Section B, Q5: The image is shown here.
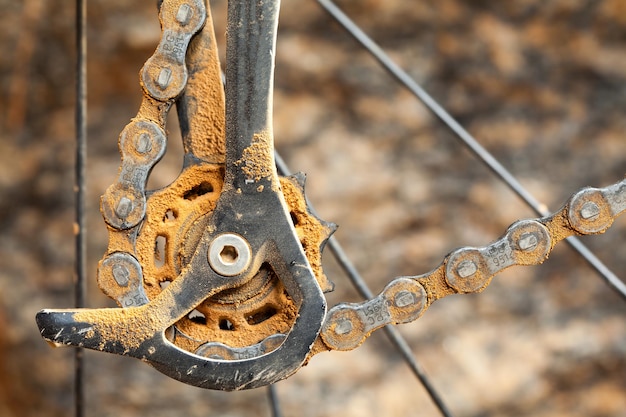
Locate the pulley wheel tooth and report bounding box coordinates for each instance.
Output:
[281,175,336,293]
[289,171,307,188]
[320,220,338,240]
[284,171,338,239]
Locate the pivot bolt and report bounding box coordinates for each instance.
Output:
[208,233,252,276]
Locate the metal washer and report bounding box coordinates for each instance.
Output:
[208,233,252,277]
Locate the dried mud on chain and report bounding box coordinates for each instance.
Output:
[1,1,625,417]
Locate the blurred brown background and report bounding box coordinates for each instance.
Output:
[1,0,625,416]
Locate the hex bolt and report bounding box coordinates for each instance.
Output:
[394,291,416,308]
[115,196,133,219]
[156,67,172,89]
[176,3,193,25]
[518,232,538,252]
[334,318,353,335]
[580,201,600,220]
[208,233,252,276]
[112,263,130,287]
[456,260,477,278]
[135,132,152,154]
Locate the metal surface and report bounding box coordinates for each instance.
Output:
[207,233,252,276]
[74,0,87,414]
[35,0,626,397]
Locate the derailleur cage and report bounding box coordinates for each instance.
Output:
[36,0,335,390]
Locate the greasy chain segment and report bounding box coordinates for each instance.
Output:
[35,0,626,391]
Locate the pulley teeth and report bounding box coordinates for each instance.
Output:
[289,171,306,188]
[286,171,338,236]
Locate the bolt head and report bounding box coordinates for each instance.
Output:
[208,233,252,277]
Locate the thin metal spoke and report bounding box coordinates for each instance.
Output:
[74,0,87,416]
[267,384,283,417]
[275,153,454,417]
[315,0,626,300]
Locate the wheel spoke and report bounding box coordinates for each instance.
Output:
[267,384,283,417]
[74,0,87,415]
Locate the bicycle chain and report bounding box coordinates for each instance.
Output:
[317,180,626,352]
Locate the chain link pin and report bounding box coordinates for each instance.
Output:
[518,232,538,251]
[115,196,133,219]
[135,133,152,154]
[112,263,130,287]
[394,290,416,308]
[176,3,193,25]
[579,201,600,220]
[156,67,173,89]
[334,319,353,335]
[456,260,477,278]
